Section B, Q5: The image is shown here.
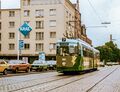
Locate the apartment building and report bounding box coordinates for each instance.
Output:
[0,0,91,63]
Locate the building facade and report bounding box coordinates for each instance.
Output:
[0,0,91,63]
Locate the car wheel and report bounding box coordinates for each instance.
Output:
[30,68,32,71]
[15,68,18,73]
[3,69,7,75]
[38,68,42,72]
[26,68,30,73]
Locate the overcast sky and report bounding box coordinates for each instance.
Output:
[1,0,120,47]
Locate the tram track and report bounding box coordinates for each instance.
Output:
[0,66,117,92]
[46,66,118,92]
[11,66,117,92]
[7,74,72,92]
[86,67,118,92]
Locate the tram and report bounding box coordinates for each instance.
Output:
[56,38,100,73]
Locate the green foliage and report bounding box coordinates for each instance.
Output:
[96,41,120,64]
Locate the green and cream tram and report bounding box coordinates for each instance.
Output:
[56,38,100,73]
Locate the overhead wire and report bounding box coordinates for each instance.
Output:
[87,0,103,23]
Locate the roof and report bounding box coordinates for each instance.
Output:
[0,8,20,11]
[57,38,99,52]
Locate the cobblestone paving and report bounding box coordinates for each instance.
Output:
[0,66,119,92]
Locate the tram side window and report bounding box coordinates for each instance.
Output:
[69,46,74,54]
[75,46,79,54]
[89,50,94,58]
[83,48,88,57]
[69,46,79,55]
[96,53,100,59]
[56,46,60,54]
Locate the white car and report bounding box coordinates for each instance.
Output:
[31,60,48,71]
[47,60,56,70]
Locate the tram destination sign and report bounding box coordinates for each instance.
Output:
[60,43,69,46]
[19,23,32,36]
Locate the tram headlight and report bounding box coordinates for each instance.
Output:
[62,62,66,66]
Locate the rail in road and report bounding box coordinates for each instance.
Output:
[0,66,119,92]
[86,67,118,92]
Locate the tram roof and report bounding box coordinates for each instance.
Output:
[57,38,99,52]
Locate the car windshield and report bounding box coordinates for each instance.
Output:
[8,60,22,64]
[47,60,56,64]
[33,60,43,64]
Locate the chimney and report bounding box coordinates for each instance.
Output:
[76,0,79,11]
[110,34,112,41]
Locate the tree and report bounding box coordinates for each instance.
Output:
[96,41,120,64]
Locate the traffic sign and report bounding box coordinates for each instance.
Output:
[19,23,32,36]
[39,52,45,61]
[19,40,24,50]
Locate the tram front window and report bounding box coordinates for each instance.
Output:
[60,46,69,56]
[57,46,77,56]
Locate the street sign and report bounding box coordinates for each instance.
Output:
[19,40,24,50]
[19,23,32,36]
[39,52,45,61]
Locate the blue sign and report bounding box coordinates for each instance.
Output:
[19,23,32,36]
[39,52,45,61]
[19,40,24,50]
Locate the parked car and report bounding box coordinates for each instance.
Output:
[8,60,31,73]
[0,60,9,75]
[31,60,48,71]
[47,60,56,70]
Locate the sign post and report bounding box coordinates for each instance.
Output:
[18,23,32,60]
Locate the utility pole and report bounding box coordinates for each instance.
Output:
[110,34,112,41]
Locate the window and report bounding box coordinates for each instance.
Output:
[23,0,30,6]
[36,32,44,40]
[50,32,56,38]
[24,33,30,39]
[35,9,44,18]
[9,33,15,39]
[24,43,30,50]
[49,9,56,16]
[0,44,1,51]
[49,20,56,27]
[24,21,30,24]
[0,33,1,41]
[9,11,15,17]
[36,21,44,29]
[36,43,44,51]
[49,43,56,50]
[66,11,68,18]
[0,22,1,30]
[69,13,71,19]
[9,22,15,28]
[9,44,15,50]
[24,10,30,17]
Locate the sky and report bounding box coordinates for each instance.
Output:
[1,0,120,47]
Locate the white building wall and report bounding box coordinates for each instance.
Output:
[0,0,75,57]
